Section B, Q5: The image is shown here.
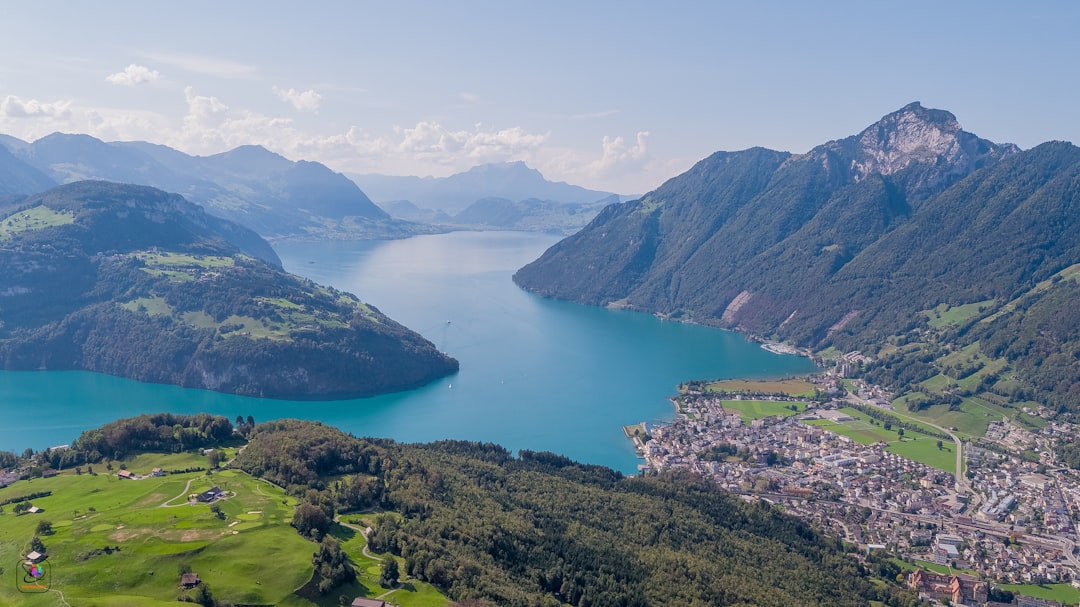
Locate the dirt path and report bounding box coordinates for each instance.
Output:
[334,515,382,561]
[159,478,196,507]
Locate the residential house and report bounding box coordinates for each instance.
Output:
[196,487,223,503]
[180,573,200,589]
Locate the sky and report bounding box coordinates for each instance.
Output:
[2,2,1078,194]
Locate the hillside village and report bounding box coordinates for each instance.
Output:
[631,370,1080,607]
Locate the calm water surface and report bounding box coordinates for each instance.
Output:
[0,231,815,472]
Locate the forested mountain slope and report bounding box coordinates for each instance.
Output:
[515,104,1080,410]
[0,181,457,399]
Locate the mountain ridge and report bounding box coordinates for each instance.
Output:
[351,160,623,213]
[514,104,1080,413]
[0,133,433,241]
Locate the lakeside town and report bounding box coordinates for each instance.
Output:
[629,360,1080,607]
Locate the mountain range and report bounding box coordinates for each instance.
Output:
[351,161,622,212]
[0,133,432,241]
[0,181,458,399]
[515,102,1080,412]
[353,161,629,234]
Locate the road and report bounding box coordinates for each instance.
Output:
[848,395,970,497]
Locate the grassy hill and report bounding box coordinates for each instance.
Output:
[0,452,447,607]
[0,181,458,399]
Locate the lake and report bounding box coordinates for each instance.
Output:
[0,231,816,473]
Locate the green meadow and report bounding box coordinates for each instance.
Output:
[803,408,957,473]
[705,378,818,397]
[0,453,447,607]
[721,399,806,422]
[0,205,75,241]
[922,300,994,329]
[998,582,1080,605]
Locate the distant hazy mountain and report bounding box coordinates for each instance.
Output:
[359,162,625,233]
[351,161,622,213]
[0,133,434,240]
[449,194,620,234]
[0,140,56,195]
[0,181,457,399]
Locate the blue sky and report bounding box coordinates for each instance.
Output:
[2,2,1077,193]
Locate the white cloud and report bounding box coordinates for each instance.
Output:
[1,86,668,191]
[533,131,672,194]
[272,86,322,112]
[590,131,650,175]
[395,121,549,165]
[1,95,72,119]
[106,64,160,86]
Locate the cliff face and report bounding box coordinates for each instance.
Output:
[0,181,458,399]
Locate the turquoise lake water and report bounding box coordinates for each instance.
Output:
[0,231,816,473]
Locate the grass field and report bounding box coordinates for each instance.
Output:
[120,296,173,317]
[0,205,75,240]
[705,378,817,397]
[802,408,957,473]
[922,300,994,328]
[909,560,979,577]
[885,438,957,474]
[139,252,236,269]
[803,410,897,446]
[0,453,447,607]
[721,400,806,422]
[999,582,1080,605]
[897,389,1043,439]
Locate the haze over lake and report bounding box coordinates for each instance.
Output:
[0,231,815,472]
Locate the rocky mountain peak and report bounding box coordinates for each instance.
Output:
[812,102,1018,191]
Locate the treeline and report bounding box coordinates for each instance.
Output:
[236,420,922,607]
[843,403,949,440]
[68,413,234,463]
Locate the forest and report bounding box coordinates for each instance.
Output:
[233,419,923,607]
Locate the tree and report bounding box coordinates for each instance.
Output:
[314,535,356,594]
[380,558,399,588]
[35,520,53,535]
[292,502,331,540]
[897,428,905,437]
[937,440,944,450]
[207,450,222,468]
[30,535,45,554]
[194,582,215,607]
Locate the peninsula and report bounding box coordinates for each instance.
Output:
[0,181,458,399]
